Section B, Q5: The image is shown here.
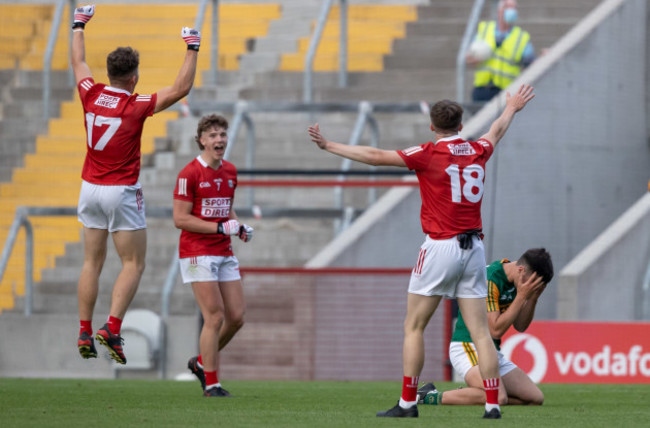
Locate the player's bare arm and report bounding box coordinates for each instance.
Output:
[173,199,229,235]
[71,5,95,84]
[154,27,200,114]
[480,84,535,147]
[308,123,406,167]
[512,278,546,332]
[487,272,542,339]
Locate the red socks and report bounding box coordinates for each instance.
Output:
[205,370,218,389]
[79,320,92,336]
[107,316,122,335]
[483,378,499,404]
[401,375,419,403]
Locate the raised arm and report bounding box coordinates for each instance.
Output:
[154,27,200,114]
[308,123,406,167]
[71,5,95,84]
[480,83,535,148]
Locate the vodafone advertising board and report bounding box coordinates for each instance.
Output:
[500,321,650,383]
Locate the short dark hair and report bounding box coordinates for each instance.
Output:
[430,100,463,132]
[517,248,554,284]
[195,114,229,150]
[106,47,139,81]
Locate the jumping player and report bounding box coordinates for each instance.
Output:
[72,4,200,364]
[418,248,553,406]
[173,114,254,397]
[308,84,535,419]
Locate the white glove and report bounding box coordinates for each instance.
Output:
[238,224,254,243]
[181,27,201,51]
[217,219,240,236]
[73,5,95,29]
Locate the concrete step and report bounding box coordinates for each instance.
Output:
[0,118,48,137]
[9,86,73,102]
[2,100,63,119]
[239,85,453,103]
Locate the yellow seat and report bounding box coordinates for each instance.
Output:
[280,4,417,72]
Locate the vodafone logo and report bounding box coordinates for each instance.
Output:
[501,326,650,383]
[501,334,548,383]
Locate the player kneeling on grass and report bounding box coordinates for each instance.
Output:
[173,114,253,397]
[418,249,553,406]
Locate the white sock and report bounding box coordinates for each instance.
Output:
[485,403,500,412]
[399,398,417,409]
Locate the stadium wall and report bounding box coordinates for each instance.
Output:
[557,192,650,321]
[308,0,650,320]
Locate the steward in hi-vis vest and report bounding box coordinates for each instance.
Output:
[473,20,530,91]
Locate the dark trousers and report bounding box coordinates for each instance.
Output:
[472,84,502,102]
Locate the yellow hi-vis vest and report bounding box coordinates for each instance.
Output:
[473,20,530,89]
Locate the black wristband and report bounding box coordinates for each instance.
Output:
[187,45,199,52]
[72,22,85,29]
[216,222,223,234]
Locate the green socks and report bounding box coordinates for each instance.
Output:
[422,391,443,405]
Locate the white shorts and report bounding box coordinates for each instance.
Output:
[179,255,241,284]
[449,341,517,380]
[77,180,146,232]
[408,235,487,298]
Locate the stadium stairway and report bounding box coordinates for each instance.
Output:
[234,0,602,103]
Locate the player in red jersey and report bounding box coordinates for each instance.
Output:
[71,5,200,364]
[173,114,254,397]
[308,84,535,419]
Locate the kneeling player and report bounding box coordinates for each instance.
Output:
[419,249,553,406]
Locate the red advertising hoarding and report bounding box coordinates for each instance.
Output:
[500,321,650,383]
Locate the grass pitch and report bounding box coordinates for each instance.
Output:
[1,379,648,427]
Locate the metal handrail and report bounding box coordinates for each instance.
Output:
[334,101,379,211]
[0,207,76,316]
[43,0,72,121]
[194,0,219,85]
[456,0,487,103]
[303,0,348,103]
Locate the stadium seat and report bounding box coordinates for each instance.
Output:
[113,309,163,374]
[280,5,417,72]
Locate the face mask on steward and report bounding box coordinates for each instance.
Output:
[503,8,518,24]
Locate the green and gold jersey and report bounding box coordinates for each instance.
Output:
[450,259,516,350]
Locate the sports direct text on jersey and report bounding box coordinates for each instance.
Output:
[201,197,231,217]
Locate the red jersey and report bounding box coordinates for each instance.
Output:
[397,135,494,239]
[77,77,157,185]
[173,156,238,258]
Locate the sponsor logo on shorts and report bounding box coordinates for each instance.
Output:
[94,93,120,109]
[136,188,144,211]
